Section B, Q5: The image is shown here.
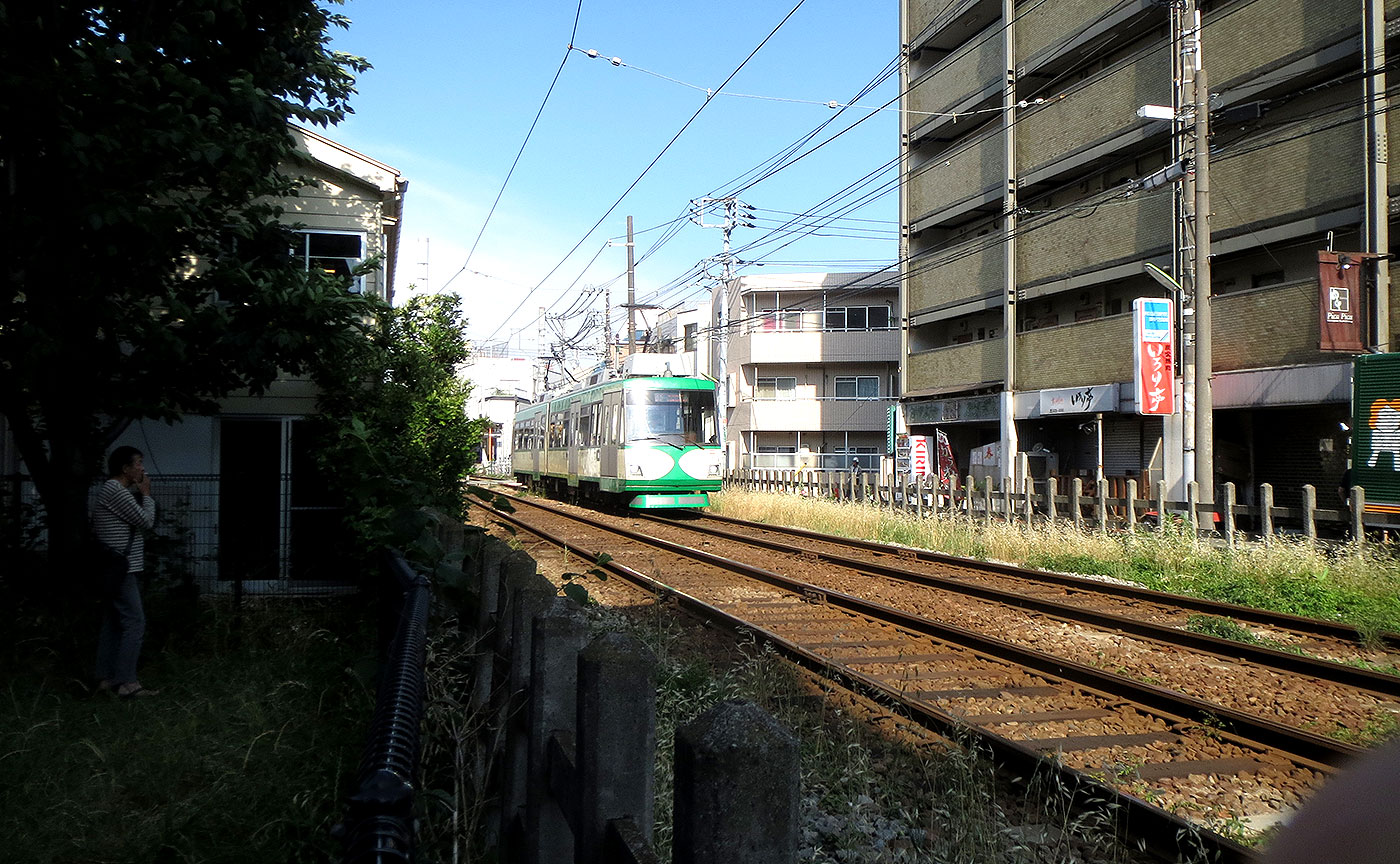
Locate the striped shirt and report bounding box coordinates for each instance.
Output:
[93,478,156,573]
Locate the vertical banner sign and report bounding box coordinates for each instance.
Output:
[1133,298,1175,415]
[936,429,959,490]
[1319,251,1366,352]
[908,435,931,477]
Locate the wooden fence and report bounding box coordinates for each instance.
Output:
[467,536,801,863]
[725,469,1387,549]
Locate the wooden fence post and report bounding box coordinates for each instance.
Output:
[1125,479,1137,530]
[1156,479,1167,532]
[1070,478,1082,531]
[526,602,590,864]
[1302,484,1317,543]
[1021,476,1033,524]
[982,481,993,527]
[576,632,658,864]
[966,475,975,518]
[1260,483,1274,544]
[1046,476,1058,524]
[1001,477,1013,524]
[673,700,799,864]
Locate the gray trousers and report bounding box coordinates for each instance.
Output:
[95,571,146,684]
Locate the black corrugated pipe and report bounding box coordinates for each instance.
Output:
[340,550,431,864]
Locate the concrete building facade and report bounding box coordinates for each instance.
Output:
[718,271,899,472]
[900,0,1394,507]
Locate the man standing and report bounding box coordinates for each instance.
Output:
[93,446,157,698]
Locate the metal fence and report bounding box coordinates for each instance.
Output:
[340,551,430,863]
[2,473,352,592]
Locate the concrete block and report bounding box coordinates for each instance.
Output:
[673,699,798,864]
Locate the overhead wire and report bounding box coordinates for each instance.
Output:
[483,0,815,343]
[438,0,585,295]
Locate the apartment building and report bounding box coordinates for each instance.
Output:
[718,271,899,472]
[900,0,1391,506]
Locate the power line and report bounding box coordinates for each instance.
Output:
[439,0,585,294]
[483,0,814,343]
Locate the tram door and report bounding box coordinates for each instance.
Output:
[602,391,622,479]
[567,401,580,484]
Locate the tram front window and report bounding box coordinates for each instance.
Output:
[625,389,718,445]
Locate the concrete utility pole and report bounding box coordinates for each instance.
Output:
[1363,0,1390,350]
[1000,0,1020,487]
[626,215,636,357]
[1181,0,1214,504]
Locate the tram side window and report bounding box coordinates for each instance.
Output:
[548,412,566,448]
[577,403,602,448]
[586,403,602,447]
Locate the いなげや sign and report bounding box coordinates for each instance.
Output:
[1133,298,1175,416]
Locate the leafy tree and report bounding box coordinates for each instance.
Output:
[0,2,374,565]
[310,293,486,564]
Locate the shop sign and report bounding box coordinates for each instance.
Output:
[1040,385,1115,415]
[1132,298,1174,416]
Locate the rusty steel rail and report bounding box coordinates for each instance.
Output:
[479,495,1290,864]
[690,510,1400,650]
[634,512,1400,699]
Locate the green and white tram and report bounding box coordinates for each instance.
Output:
[512,367,722,509]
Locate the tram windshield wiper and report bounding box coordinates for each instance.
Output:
[629,435,687,449]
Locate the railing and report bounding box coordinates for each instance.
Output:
[1,473,351,592]
[743,453,881,472]
[725,469,1391,547]
[339,551,431,864]
[468,532,801,862]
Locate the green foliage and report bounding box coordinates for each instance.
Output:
[560,552,613,605]
[310,293,485,558]
[0,594,374,863]
[0,1,376,559]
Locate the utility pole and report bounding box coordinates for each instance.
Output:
[1363,0,1390,350]
[693,197,755,471]
[1000,0,1020,488]
[603,286,611,363]
[626,215,636,357]
[1181,0,1213,504]
[535,306,547,399]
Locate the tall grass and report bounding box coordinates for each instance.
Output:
[0,591,376,864]
[711,489,1400,639]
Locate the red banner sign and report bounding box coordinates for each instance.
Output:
[1133,298,1175,415]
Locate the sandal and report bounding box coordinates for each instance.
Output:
[117,684,159,699]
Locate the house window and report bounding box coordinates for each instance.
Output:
[824,306,890,331]
[756,377,797,400]
[835,376,879,399]
[292,230,365,294]
[761,310,803,331]
[683,323,698,352]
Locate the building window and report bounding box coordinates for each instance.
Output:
[761,310,803,331]
[824,306,891,331]
[756,376,797,400]
[683,322,698,352]
[835,376,879,399]
[292,230,365,294]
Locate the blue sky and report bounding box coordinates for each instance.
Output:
[328,1,899,353]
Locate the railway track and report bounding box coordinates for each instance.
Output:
[472,487,1396,863]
